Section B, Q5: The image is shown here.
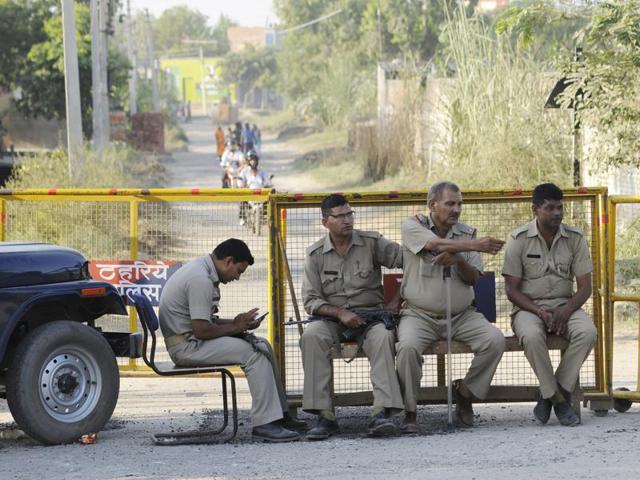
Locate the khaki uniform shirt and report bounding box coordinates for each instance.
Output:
[159,255,221,338]
[401,213,482,316]
[302,229,403,314]
[502,219,593,314]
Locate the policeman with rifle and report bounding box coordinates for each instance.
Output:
[300,194,404,440]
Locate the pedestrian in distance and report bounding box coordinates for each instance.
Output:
[502,182,597,427]
[395,181,506,432]
[241,122,254,153]
[158,239,307,442]
[252,123,262,155]
[215,125,225,161]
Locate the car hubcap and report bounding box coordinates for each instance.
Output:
[39,349,102,423]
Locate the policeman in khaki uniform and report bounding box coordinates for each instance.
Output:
[301,194,404,440]
[396,181,506,432]
[503,183,597,426]
[159,239,306,443]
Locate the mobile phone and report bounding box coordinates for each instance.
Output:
[255,312,268,323]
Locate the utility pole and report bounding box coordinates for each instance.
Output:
[90,0,110,156]
[126,0,137,115]
[90,0,102,153]
[99,0,110,148]
[145,9,160,112]
[61,0,83,180]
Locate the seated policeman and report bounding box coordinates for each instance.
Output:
[502,183,597,426]
[159,238,306,442]
[301,194,404,440]
[396,181,505,432]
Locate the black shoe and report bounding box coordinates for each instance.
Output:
[252,422,300,443]
[533,389,552,425]
[367,409,398,437]
[400,411,418,434]
[279,413,309,432]
[453,379,474,427]
[305,415,339,441]
[554,401,580,426]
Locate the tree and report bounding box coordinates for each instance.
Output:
[151,6,233,56]
[0,0,130,139]
[221,46,278,107]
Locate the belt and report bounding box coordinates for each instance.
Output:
[164,334,188,348]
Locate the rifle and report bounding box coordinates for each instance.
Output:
[286,309,399,342]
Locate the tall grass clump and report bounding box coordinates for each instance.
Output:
[430,6,574,189]
[2,146,168,259]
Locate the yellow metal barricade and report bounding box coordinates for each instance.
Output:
[0,188,273,373]
[607,195,640,411]
[269,188,609,407]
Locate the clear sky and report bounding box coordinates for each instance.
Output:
[129,0,278,27]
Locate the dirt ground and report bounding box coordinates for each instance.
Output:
[1,375,640,480]
[1,117,639,479]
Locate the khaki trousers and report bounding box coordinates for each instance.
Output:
[512,308,597,399]
[168,334,287,427]
[396,307,505,412]
[300,321,404,413]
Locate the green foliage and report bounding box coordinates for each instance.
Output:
[151,6,234,56]
[435,6,573,188]
[0,0,131,139]
[496,0,640,171]
[6,146,133,189]
[221,46,278,103]
[273,0,460,127]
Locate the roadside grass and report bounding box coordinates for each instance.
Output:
[243,109,297,133]
[287,128,348,155]
[2,145,169,258]
[165,123,188,152]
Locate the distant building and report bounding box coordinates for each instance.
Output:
[159,57,234,106]
[227,27,278,52]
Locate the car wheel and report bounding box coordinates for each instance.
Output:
[7,321,120,445]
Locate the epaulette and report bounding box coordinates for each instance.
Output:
[412,213,429,227]
[563,224,584,236]
[306,237,325,256]
[509,224,529,239]
[454,222,476,236]
[358,230,382,239]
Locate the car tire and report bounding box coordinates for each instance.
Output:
[7,321,120,445]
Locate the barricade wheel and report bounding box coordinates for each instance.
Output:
[613,387,633,413]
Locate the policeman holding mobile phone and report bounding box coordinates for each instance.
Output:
[159,239,307,442]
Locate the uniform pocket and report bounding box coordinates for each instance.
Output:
[555,253,573,278]
[421,262,436,278]
[523,259,545,279]
[321,273,341,295]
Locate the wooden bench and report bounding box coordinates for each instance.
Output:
[323,273,582,415]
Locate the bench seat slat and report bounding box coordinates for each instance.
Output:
[331,334,569,360]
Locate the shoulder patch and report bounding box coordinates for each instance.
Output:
[306,238,325,255]
[510,224,529,239]
[563,224,584,236]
